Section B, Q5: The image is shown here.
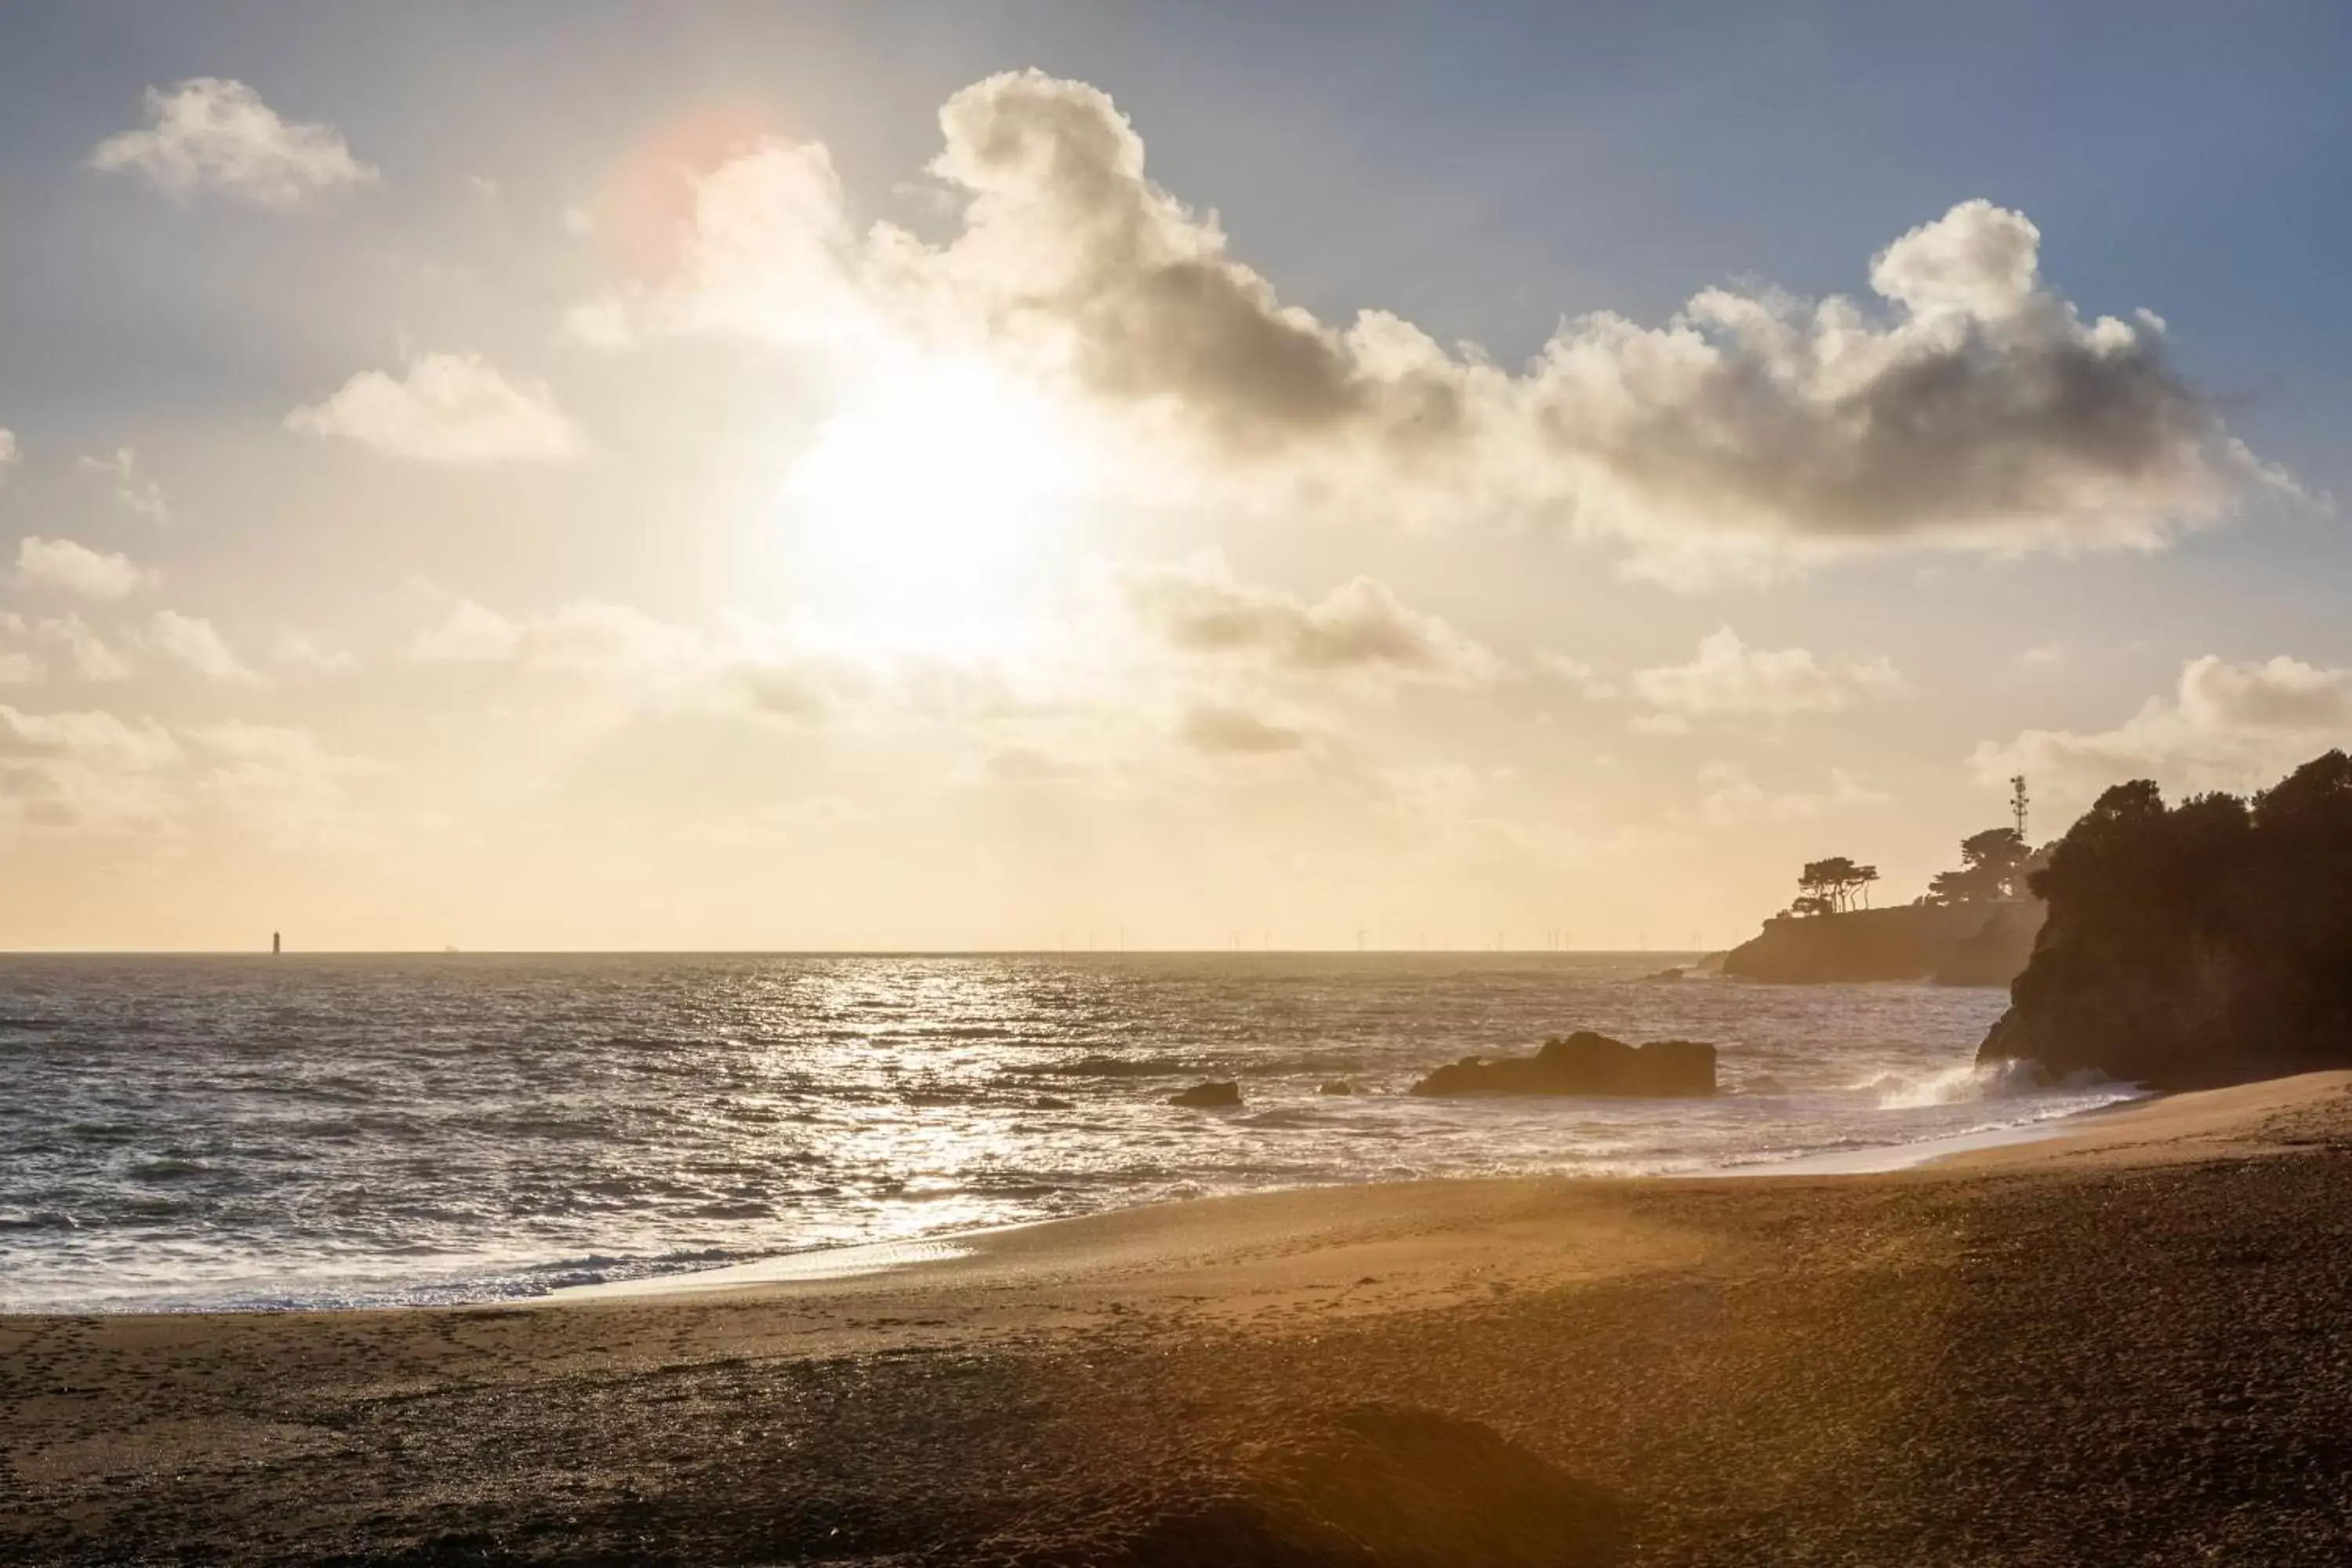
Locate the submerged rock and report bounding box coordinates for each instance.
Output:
[1410,1032,1715,1098]
[1317,1079,1357,1096]
[1169,1080,1243,1109]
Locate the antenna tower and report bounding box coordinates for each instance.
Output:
[2010,774,2031,843]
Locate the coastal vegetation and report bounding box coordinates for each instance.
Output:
[1722,824,2046,985]
[1979,750,2352,1089]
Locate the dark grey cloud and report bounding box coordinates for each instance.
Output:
[582,71,2298,580]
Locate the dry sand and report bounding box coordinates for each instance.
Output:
[5,1074,2352,1565]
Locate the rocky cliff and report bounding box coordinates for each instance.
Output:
[1976,752,2352,1091]
[1721,901,2042,985]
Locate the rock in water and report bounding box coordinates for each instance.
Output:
[1409,1032,1715,1098]
[1318,1079,1356,1096]
[1169,1080,1243,1109]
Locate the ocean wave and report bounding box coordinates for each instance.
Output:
[1025,1054,1213,1078]
[129,1157,211,1181]
[1022,1053,1366,1080]
[1862,1058,2116,1110]
[2,950,2023,1312]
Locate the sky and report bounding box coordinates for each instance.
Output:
[1,1,2347,951]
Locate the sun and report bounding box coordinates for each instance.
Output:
[784,351,1084,624]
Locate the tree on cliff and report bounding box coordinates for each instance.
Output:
[1929,826,2031,903]
[1793,857,1880,915]
[1979,750,2352,1089]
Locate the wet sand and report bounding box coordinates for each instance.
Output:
[5,1073,2351,1565]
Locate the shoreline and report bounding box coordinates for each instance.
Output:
[547,1071,2342,1308]
[544,1080,2169,1305]
[5,1073,2146,1319]
[2,1076,2161,1318]
[8,1070,2349,1564]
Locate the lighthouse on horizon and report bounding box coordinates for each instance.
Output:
[272,931,281,956]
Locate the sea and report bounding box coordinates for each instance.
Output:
[0,952,2141,1313]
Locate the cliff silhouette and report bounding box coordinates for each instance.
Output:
[1721,822,2047,985]
[1979,750,2352,1089]
[1722,900,2042,985]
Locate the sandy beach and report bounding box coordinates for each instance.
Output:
[6,1073,2350,1565]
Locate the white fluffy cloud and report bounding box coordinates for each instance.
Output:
[0,615,136,684]
[287,354,587,463]
[0,430,17,482]
[1633,627,1904,721]
[17,537,150,601]
[89,78,376,207]
[572,72,2287,580]
[1119,554,1497,684]
[148,611,258,683]
[78,448,170,525]
[1973,654,2352,803]
[44,617,134,681]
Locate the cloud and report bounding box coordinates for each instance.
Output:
[148,611,258,683]
[1534,653,1621,701]
[0,704,179,833]
[42,617,134,681]
[0,704,367,841]
[0,617,42,685]
[0,615,138,684]
[89,78,376,207]
[1119,553,1497,683]
[560,297,637,350]
[77,448,170,524]
[1633,627,1904,720]
[17,537,150,601]
[0,430,17,482]
[407,598,695,674]
[0,705,176,771]
[574,74,2289,580]
[401,596,1041,739]
[183,722,375,848]
[1973,654,2352,804]
[270,631,358,675]
[1178,702,1309,755]
[1697,760,1889,826]
[568,140,864,349]
[287,353,587,463]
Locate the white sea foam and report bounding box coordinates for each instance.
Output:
[1864,1058,2125,1111]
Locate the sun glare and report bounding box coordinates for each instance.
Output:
[784,353,1084,623]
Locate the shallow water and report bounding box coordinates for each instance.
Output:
[0,952,2135,1311]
